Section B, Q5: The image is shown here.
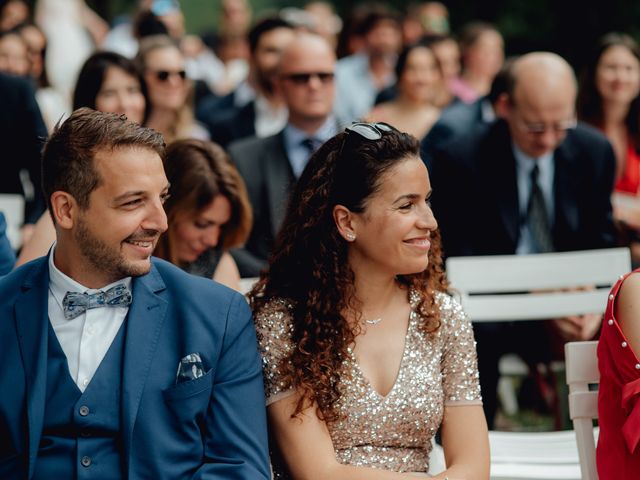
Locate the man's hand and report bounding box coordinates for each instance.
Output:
[551,313,601,342]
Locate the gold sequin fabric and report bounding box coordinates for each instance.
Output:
[254,290,482,476]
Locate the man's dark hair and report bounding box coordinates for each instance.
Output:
[42,108,165,217]
[247,16,293,55]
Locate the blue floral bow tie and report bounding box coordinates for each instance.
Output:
[62,283,132,320]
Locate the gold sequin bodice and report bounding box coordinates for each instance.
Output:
[254,291,482,476]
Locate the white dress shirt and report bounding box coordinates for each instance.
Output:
[254,94,288,138]
[283,116,340,178]
[48,247,131,392]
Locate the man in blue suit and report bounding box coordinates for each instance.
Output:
[0,108,270,479]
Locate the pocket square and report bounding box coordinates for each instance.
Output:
[176,352,204,384]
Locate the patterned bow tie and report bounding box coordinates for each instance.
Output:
[62,283,132,320]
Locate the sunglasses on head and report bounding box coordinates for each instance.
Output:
[153,70,187,82]
[283,72,335,85]
[338,122,398,158]
[344,122,396,140]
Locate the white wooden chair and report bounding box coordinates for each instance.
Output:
[446,248,628,479]
[239,277,259,295]
[0,193,24,250]
[565,341,599,480]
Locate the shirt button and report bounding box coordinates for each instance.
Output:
[79,405,90,416]
[81,456,92,467]
[635,364,640,370]
[80,430,91,438]
[622,342,628,348]
[609,294,615,301]
[82,378,89,387]
[608,319,614,325]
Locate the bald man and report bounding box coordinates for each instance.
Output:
[430,52,616,427]
[228,32,341,277]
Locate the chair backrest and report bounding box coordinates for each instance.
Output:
[445,248,631,322]
[239,277,259,296]
[565,341,599,480]
[0,194,24,250]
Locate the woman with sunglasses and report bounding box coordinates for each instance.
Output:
[153,138,252,291]
[250,123,489,478]
[16,50,151,266]
[366,43,443,141]
[136,34,208,144]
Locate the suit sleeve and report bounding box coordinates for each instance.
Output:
[193,293,270,479]
[581,134,616,249]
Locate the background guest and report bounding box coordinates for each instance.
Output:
[366,42,442,140]
[228,32,340,277]
[335,9,403,122]
[577,33,640,263]
[198,17,294,148]
[136,34,208,143]
[431,52,616,427]
[449,21,504,104]
[154,139,252,291]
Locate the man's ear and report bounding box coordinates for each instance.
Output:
[494,92,510,119]
[333,204,357,242]
[49,191,77,230]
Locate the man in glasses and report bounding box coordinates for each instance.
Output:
[430,52,616,428]
[228,32,341,277]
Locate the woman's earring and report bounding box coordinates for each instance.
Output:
[345,232,356,241]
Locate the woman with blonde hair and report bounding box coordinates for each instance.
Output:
[136,34,208,143]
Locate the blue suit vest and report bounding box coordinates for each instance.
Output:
[32,320,126,479]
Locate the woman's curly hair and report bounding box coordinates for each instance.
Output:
[249,126,449,422]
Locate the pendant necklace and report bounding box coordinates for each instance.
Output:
[365,317,383,325]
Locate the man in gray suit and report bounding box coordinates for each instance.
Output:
[228,32,340,277]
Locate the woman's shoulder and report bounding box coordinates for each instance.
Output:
[412,288,469,330]
[253,296,295,337]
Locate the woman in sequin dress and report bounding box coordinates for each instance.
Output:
[249,123,489,479]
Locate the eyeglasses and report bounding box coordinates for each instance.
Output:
[282,72,335,85]
[515,117,577,135]
[152,70,187,82]
[338,122,397,158]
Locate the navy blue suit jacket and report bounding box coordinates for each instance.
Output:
[430,119,617,258]
[0,256,270,479]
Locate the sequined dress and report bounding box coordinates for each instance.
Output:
[254,290,482,477]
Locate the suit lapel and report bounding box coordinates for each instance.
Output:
[265,132,294,237]
[486,122,520,248]
[121,263,168,466]
[14,258,50,478]
[553,138,579,239]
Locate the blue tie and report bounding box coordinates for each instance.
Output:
[62,283,132,320]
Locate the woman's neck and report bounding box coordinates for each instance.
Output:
[349,259,403,317]
[146,108,178,138]
[601,100,630,128]
[461,71,491,96]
